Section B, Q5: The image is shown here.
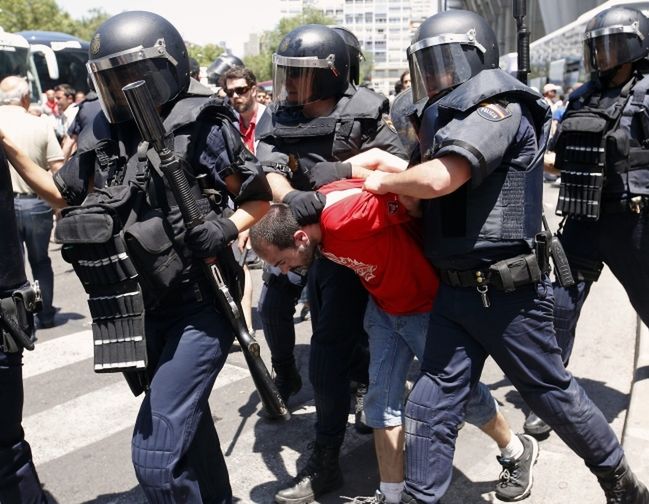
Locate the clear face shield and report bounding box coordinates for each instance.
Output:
[272,53,340,107]
[583,22,645,74]
[407,30,486,103]
[87,38,180,123]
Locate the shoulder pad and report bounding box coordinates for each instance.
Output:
[339,87,389,120]
[163,96,237,134]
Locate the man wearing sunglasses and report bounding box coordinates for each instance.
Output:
[222,67,265,155]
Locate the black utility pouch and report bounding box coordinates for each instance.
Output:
[124,212,186,295]
[489,253,542,292]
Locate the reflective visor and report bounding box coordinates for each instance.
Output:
[583,23,645,73]
[272,53,338,107]
[87,41,179,123]
[407,31,485,102]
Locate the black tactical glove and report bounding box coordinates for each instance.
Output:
[282,190,327,225]
[185,217,239,258]
[310,161,352,189]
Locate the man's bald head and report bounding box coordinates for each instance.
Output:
[0,76,30,108]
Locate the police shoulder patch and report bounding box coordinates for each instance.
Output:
[476,102,511,122]
[382,113,397,134]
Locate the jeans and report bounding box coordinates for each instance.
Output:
[363,297,497,429]
[13,197,55,320]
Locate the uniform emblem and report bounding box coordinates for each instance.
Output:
[279,38,290,52]
[382,113,397,134]
[90,33,101,56]
[476,102,511,122]
[387,199,399,215]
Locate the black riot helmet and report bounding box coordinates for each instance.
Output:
[206,54,244,85]
[407,9,499,102]
[583,6,649,76]
[86,11,190,124]
[272,24,349,108]
[331,26,364,85]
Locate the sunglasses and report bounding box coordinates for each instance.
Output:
[225,85,251,97]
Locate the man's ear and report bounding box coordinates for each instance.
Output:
[293,229,309,247]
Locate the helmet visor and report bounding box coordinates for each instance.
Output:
[272,53,339,107]
[408,42,474,102]
[87,42,180,123]
[584,23,645,73]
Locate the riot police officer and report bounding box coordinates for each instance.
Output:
[207,53,245,87]
[4,11,271,503]
[524,5,649,439]
[255,24,406,504]
[0,140,46,504]
[361,10,649,504]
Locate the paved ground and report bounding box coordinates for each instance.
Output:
[22,183,647,504]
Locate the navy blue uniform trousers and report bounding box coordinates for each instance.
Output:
[131,296,234,503]
[258,272,305,369]
[403,278,624,503]
[307,256,368,447]
[0,349,46,504]
[554,210,649,365]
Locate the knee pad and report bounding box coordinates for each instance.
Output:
[132,412,175,490]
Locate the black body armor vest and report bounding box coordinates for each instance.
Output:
[555,73,649,220]
[256,87,388,190]
[418,69,551,264]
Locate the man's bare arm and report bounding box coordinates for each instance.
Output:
[1,132,67,209]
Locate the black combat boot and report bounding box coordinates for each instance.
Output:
[274,443,343,504]
[592,457,649,504]
[273,361,302,404]
[523,411,552,438]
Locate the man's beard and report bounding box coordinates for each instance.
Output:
[291,242,317,275]
[234,99,254,114]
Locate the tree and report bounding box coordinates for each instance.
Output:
[187,43,225,67]
[0,0,76,33]
[71,8,110,41]
[243,7,335,82]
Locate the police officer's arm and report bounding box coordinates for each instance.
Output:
[363,154,471,198]
[0,131,68,209]
[365,102,523,198]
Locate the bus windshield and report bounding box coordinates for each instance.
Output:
[0,45,30,78]
[33,48,89,93]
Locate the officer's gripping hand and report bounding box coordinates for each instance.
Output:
[282,190,326,225]
[310,161,352,188]
[185,217,239,258]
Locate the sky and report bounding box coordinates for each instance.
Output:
[56,0,283,56]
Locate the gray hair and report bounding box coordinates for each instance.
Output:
[0,76,30,106]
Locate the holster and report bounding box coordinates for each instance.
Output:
[0,284,40,353]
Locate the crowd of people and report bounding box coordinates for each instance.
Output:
[1,5,649,504]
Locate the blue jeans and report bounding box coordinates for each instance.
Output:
[0,349,47,504]
[132,297,234,503]
[403,278,624,503]
[13,197,55,319]
[363,298,496,429]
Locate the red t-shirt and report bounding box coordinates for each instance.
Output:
[319,179,439,315]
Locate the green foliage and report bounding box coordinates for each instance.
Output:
[187,43,225,67]
[70,8,110,41]
[359,52,374,84]
[243,52,273,82]
[0,0,76,34]
[243,7,335,82]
